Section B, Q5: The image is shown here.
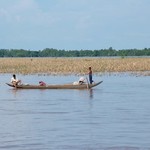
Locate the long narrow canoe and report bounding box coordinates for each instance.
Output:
[6,81,103,89]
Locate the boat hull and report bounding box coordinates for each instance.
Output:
[6,81,103,89]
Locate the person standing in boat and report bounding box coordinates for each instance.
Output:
[11,74,21,87]
[88,66,94,84]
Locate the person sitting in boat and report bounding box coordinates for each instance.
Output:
[78,77,86,85]
[11,74,21,87]
[73,77,85,85]
[39,81,46,86]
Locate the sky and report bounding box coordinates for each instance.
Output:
[0,0,150,50]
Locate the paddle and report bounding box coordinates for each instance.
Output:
[86,77,90,89]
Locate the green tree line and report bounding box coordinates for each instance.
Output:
[0,47,150,57]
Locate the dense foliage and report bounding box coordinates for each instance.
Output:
[0,47,150,57]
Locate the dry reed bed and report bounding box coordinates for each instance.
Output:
[0,57,150,75]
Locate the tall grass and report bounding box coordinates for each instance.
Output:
[0,57,150,75]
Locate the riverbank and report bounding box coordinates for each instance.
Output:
[1,57,150,75]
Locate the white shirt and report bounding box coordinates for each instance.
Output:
[11,77,18,83]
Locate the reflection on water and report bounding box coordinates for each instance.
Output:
[89,89,93,99]
[0,74,150,150]
[10,89,18,98]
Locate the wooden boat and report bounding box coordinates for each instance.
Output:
[6,81,103,89]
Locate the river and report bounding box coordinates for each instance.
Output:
[0,74,150,150]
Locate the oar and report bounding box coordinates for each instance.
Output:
[86,77,90,89]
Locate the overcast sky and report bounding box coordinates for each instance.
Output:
[0,0,150,50]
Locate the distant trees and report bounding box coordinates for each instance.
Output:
[0,47,150,57]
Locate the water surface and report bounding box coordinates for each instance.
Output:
[0,74,150,150]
